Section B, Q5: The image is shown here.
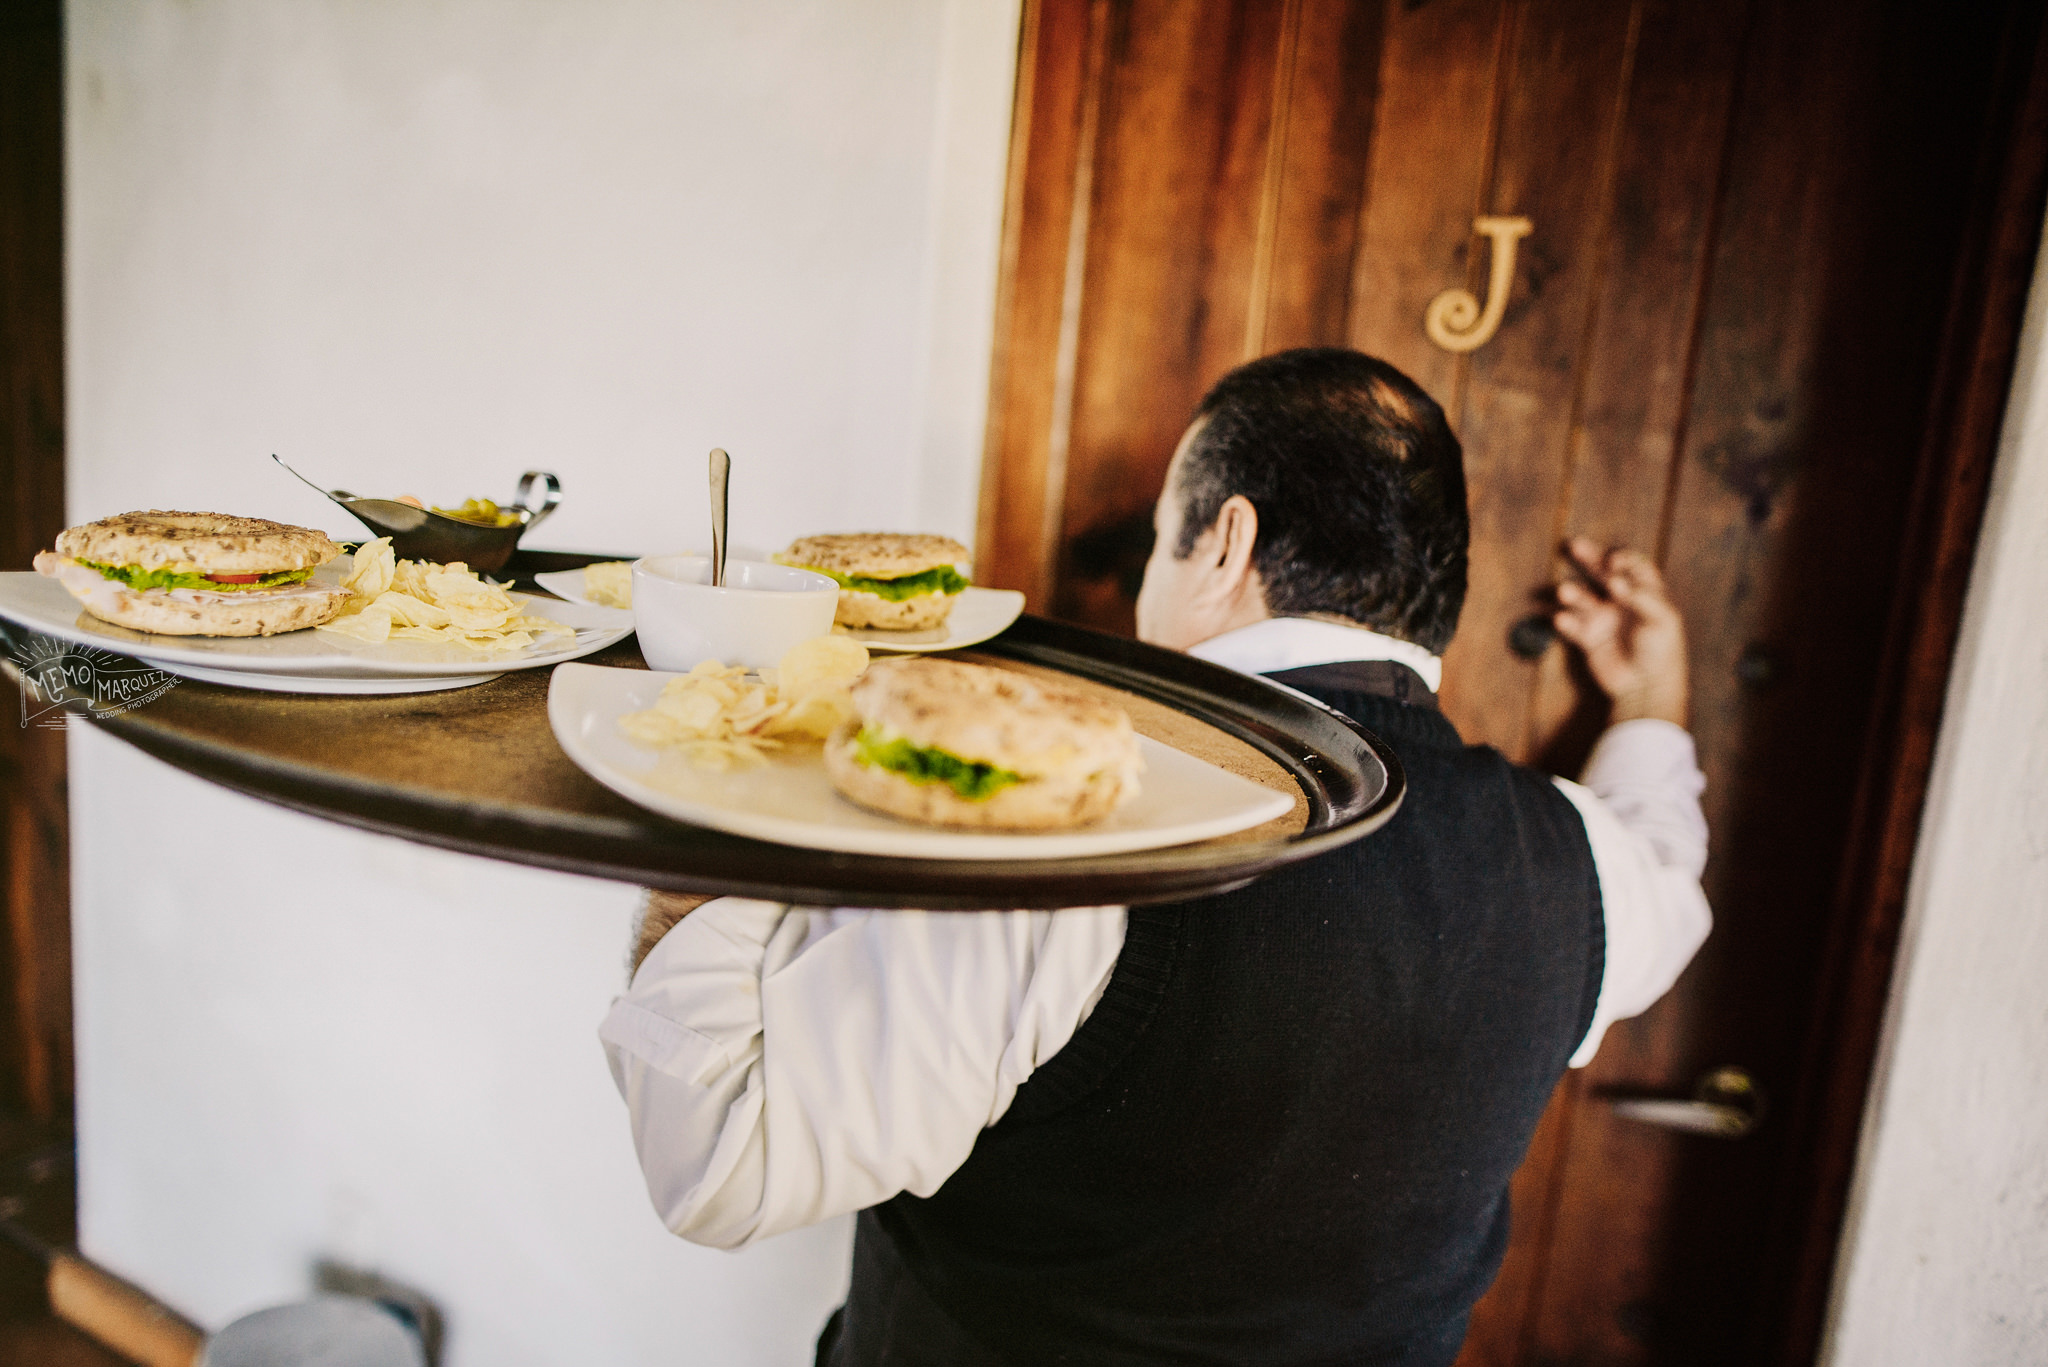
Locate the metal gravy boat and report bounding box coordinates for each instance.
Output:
[273,455,560,572]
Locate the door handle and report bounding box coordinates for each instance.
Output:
[1507,614,1556,659]
[1605,1066,1765,1138]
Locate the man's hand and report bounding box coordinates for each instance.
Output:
[630,891,715,978]
[1551,538,1690,726]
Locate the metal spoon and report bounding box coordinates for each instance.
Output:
[708,447,731,587]
[272,453,428,531]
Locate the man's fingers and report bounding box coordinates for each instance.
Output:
[1556,539,1690,721]
[1613,548,1659,577]
[1606,549,1667,596]
[1553,615,1618,660]
[1605,567,1681,628]
[1563,537,1609,586]
[1552,588,1618,652]
[1562,540,1677,617]
[1554,582,1609,625]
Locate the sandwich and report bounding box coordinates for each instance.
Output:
[824,657,1143,830]
[34,510,351,637]
[776,533,971,631]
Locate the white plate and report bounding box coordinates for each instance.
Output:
[534,565,636,610]
[534,566,1026,654]
[0,569,634,681]
[548,662,1297,860]
[135,661,504,694]
[837,588,1026,652]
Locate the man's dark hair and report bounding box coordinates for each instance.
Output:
[1174,347,1469,653]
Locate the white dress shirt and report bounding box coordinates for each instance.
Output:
[602,618,1712,1249]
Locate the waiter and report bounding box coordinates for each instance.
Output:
[602,348,1710,1366]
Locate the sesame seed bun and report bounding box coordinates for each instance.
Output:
[780,533,968,579]
[779,533,971,632]
[823,657,1143,830]
[54,510,344,575]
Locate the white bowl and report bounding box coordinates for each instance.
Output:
[631,555,839,671]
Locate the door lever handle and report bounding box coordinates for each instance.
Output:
[1605,1066,1765,1138]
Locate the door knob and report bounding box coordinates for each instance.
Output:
[1605,1066,1765,1138]
[1507,614,1555,659]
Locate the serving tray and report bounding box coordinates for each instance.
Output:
[0,550,1403,909]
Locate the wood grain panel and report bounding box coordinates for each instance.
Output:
[1527,0,1877,1350]
[0,0,70,1122]
[984,0,1393,634]
[1347,0,1508,404]
[1435,0,1640,757]
[1440,8,1652,1359]
[1526,0,2023,1358]
[1247,0,1387,353]
[1523,0,1751,772]
[1052,0,1290,633]
[976,0,1107,607]
[1239,0,1304,362]
[1490,6,1751,1347]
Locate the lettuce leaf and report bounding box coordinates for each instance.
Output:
[79,559,316,594]
[854,726,1023,801]
[805,564,970,602]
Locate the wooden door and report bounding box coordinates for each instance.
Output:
[976,1,2048,1361]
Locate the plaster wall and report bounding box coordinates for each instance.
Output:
[1821,221,2048,1361]
[63,2,1020,1363]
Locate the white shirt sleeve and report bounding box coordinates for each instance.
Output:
[1551,718,1713,1067]
[600,898,1127,1249]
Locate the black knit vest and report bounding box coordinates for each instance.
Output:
[824,683,1604,1367]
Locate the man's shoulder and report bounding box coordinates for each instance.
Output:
[1409,735,1586,819]
[1256,676,1591,848]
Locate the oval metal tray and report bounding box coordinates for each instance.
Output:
[0,550,1404,909]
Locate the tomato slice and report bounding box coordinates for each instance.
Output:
[204,573,264,584]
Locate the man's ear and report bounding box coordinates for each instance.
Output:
[1212,494,1259,589]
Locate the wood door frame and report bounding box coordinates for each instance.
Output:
[1760,4,2048,1360]
[975,2,2048,1359]
[976,0,1116,611]
[0,0,71,1125]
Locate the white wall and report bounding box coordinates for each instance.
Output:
[67,0,1017,552]
[1821,221,2048,1362]
[64,2,1019,1363]
[68,743,861,1364]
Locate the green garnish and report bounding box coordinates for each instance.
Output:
[854,726,1023,801]
[79,560,315,593]
[797,563,970,601]
[433,498,520,527]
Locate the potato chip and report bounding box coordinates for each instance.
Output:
[582,562,633,609]
[375,591,451,629]
[316,536,572,653]
[778,635,870,698]
[761,689,853,741]
[618,636,870,770]
[342,537,397,598]
[654,684,729,734]
[318,606,394,644]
